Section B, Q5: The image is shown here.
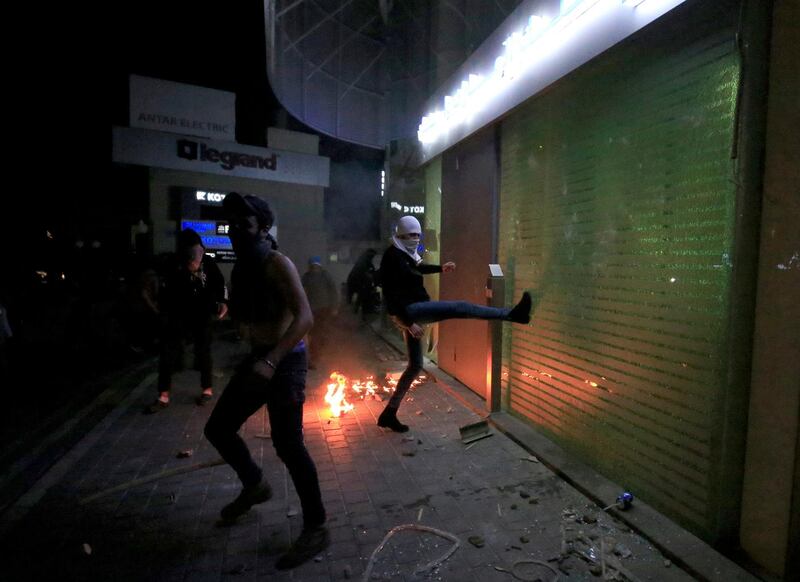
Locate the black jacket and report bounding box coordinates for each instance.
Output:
[161,255,226,320]
[379,245,442,325]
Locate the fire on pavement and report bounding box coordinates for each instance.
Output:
[323,371,426,418]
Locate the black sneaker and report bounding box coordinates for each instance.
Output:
[196,393,213,406]
[377,410,409,433]
[508,291,532,324]
[276,525,330,570]
[220,481,273,521]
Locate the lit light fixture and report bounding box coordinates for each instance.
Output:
[418,0,606,143]
[417,0,687,146]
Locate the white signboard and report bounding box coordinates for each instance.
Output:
[418,0,688,162]
[130,75,236,140]
[113,127,330,187]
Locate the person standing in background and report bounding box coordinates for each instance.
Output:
[301,256,338,369]
[145,228,228,413]
[346,248,377,321]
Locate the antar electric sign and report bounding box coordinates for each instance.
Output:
[177,139,278,172]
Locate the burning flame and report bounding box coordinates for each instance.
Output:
[323,371,425,418]
[325,373,355,417]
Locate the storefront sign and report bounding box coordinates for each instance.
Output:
[113,126,330,187]
[177,139,278,172]
[195,190,227,204]
[130,75,235,140]
[418,0,687,162]
[390,201,425,214]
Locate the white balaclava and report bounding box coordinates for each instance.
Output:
[393,215,422,263]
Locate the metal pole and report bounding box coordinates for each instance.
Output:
[486,271,504,412]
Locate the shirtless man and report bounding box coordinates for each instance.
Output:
[204,193,327,569]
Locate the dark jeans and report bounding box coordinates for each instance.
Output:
[157,314,213,391]
[354,285,378,320]
[387,300,511,411]
[405,300,510,324]
[308,307,334,364]
[204,348,326,527]
[387,330,423,411]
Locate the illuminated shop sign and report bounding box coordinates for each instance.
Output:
[177,139,278,172]
[195,190,227,204]
[180,219,233,251]
[390,201,425,214]
[417,0,687,160]
[113,126,330,186]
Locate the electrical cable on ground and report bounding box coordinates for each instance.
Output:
[362,523,460,581]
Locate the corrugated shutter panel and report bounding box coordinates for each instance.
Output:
[498,23,740,539]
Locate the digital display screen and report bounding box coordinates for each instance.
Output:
[180,219,232,251]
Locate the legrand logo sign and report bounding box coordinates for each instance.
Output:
[177,139,278,172]
[417,0,686,154]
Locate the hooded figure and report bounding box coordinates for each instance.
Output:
[376,215,533,433]
[391,215,422,263]
[346,248,378,319]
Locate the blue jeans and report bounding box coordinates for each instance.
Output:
[386,301,511,411]
[204,347,325,527]
[405,300,511,324]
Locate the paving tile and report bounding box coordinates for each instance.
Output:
[0,316,715,582]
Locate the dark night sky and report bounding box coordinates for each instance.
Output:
[5,1,383,264]
[109,1,383,236]
[11,2,272,245]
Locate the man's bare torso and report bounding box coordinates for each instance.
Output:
[238,252,294,349]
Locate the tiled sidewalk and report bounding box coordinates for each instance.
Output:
[1,318,700,581]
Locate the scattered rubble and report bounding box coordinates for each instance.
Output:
[557,506,644,581]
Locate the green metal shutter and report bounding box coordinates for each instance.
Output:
[498,23,740,539]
